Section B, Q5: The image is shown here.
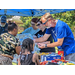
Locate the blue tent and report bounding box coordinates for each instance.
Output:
[0,9,75,16]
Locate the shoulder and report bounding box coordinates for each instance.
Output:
[57,20,67,27]
[5,23,8,27]
[24,27,32,30]
[6,23,8,25]
[1,33,8,37]
[28,27,32,29]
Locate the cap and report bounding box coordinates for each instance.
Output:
[1,16,6,23]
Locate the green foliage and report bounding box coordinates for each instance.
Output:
[20,10,75,32]
[20,16,41,29]
[20,16,32,29]
[52,10,75,32]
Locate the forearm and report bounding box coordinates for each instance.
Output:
[42,41,50,44]
[47,42,61,48]
[35,37,46,43]
[18,58,21,65]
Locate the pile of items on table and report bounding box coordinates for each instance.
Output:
[37,52,75,65]
[12,33,75,65]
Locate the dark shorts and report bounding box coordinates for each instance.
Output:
[0,55,12,65]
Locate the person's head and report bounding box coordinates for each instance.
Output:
[36,18,45,30]
[8,21,11,24]
[8,23,18,36]
[1,16,7,27]
[41,13,56,28]
[31,18,38,29]
[22,38,34,53]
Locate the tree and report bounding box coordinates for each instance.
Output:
[52,10,75,32]
[20,16,41,29]
[20,10,75,32]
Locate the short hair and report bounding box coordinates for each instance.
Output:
[8,23,18,31]
[36,18,42,24]
[42,13,54,20]
[31,18,38,23]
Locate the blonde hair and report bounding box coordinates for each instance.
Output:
[42,13,54,20]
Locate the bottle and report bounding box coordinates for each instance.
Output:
[58,49,64,60]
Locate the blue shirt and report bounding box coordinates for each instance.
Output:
[45,20,75,56]
[22,27,40,36]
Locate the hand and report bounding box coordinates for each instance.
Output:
[37,43,45,49]
[33,39,36,43]
[33,35,37,39]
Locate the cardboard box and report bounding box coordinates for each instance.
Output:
[46,55,61,61]
[41,55,61,62]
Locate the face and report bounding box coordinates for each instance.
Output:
[1,23,5,25]
[41,17,49,27]
[14,27,18,36]
[41,17,56,28]
[1,23,6,27]
[36,21,44,30]
[31,21,38,29]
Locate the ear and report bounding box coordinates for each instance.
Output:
[13,28,15,31]
[13,28,16,32]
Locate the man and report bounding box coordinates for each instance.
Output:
[34,13,75,62]
[0,23,21,65]
[0,16,8,35]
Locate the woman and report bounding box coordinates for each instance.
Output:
[21,18,40,36]
[35,19,55,52]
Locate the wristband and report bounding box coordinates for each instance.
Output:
[45,44,47,48]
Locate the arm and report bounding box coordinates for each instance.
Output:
[18,58,21,65]
[38,38,64,48]
[33,35,37,39]
[36,54,40,65]
[33,54,40,65]
[34,34,50,43]
[15,46,21,55]
[42,41,50,44]
[38,25,66,48]
[47,38,64,47]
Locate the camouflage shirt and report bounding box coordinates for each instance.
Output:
[0,33,20,57]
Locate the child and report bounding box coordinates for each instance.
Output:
[18,38,40,65]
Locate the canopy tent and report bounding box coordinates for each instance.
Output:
[0,9,75,17]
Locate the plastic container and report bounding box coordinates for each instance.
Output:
[58,49,64,60]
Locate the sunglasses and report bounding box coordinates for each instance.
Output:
[36,21,42,26]
[36,24,40,26]
[42,19,48,25]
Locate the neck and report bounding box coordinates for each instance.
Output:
[50,19,58,28]
[23,49,31,54]
[55,19,58,23]
[8,31,15,36]
[33,27,38,30]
